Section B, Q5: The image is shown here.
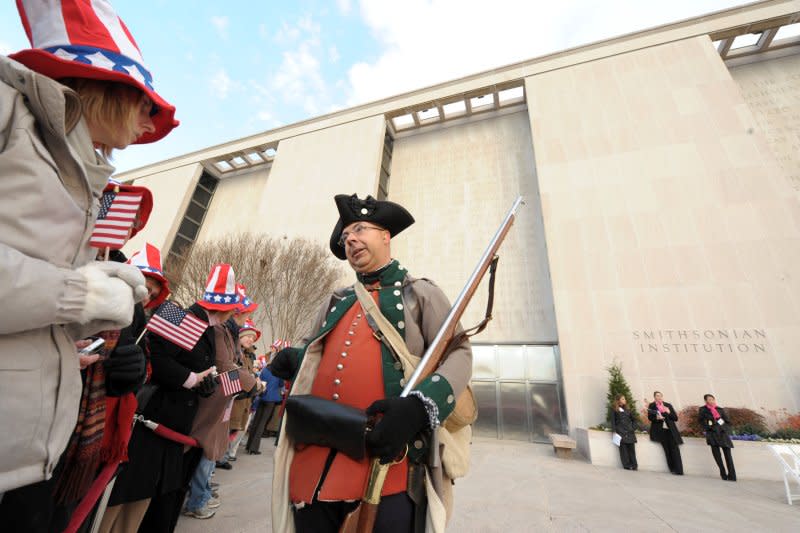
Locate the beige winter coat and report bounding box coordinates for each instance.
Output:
[0,55,114,492]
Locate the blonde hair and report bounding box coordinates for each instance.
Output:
[60,78,144,157]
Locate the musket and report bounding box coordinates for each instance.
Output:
[339,195,524,533]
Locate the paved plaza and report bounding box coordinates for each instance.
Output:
[176,436,800,532]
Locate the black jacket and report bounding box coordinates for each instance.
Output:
[698,405,734,448]
[612,408,638,444]
[648,401,683,445]
[109,303,216,504]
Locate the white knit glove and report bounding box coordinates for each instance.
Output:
[90,261,148,302]
[76,262,146,327]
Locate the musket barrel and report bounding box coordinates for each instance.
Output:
[401,195,524,397]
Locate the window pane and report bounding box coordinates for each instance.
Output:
[526,345,557,381]
[497,345,525,379]
[192,186,212,207]
[529,383,563,442]
[186,201,205,224]
[198,172,218,191]
[471,345,496,379]
[178,218,199,241]
[499,382,529,441]
[170,235,192,257]
[472,381,498,438]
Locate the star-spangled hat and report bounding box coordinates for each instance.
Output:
[270,339,292,351]
[197,263,240,311]
[11,0,178,143]
[329,194,415,260]
[103,181,152,238]
[127,242,169,309]
[235,284,259,314]
[239,319,261,342]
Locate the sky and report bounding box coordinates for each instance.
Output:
[0,0,755,173]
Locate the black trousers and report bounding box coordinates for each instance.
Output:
[294,492,414,533]
[618,442,637,469]
[711,445,736,479]
[658,428,683,474]
[246,402,277,453]
[138,448,202,533]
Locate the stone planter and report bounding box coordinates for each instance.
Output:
[575,428,784,481]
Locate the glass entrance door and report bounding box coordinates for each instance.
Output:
[471,344,567,442]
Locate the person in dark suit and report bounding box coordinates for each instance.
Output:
[648,391,683,475]
[698,394,736,481]
[611,394,638,470]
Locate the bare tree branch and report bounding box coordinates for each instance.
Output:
[164,233,345,347]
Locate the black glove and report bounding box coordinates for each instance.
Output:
[104,343,146,397]
[269,348,300,380]
[195,374,218,398]
[365,396,429,464]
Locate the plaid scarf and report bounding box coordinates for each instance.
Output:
[53,330,122,504]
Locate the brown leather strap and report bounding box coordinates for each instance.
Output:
[449,255,499,349]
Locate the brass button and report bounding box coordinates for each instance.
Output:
[330,306,336,312]
[394,290,401,296]
[396,303,403,310]
[394,281,401,287]
[337,363,344,370]
[345,340,352,346]
[432,375,441,383]
[446,394,454,404]
[414,440,423,449]
[397,321,405,329]
[399,378,406,387]
[333,393,340,400]
[341,352,347,357]
[357,313,362,318]
[348,330,354,335]
[393,362,402,370]
[334,378,341,385]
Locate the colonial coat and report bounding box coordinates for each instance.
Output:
[272,260,472,533]
[698,405,734,449]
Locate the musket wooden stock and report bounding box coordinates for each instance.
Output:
[339,196,524,533]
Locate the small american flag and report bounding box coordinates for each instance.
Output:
[89,190,143,249]
[146,301,208,351]
[218,369,242,396]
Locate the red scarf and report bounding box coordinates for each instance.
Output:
[707,403,721,420]
[655,401,668,414]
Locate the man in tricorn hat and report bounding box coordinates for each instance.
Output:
[270,193,472,532]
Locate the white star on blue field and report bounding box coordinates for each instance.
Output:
[0,1,752,174]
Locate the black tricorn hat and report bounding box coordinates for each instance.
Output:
[329,194,415,260]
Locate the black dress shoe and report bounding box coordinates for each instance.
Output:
[229,457,237,462]
[728,476,737,482]
[248,450,262,455]
[720,473,728,480]
[215,461,233,470]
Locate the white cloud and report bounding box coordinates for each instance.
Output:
[210,68,238,99]
[346,0,752,106]
[211,15,230,39]
[329,46,340,63]
[269,15,331,116]
[336,0,352,15]
[257,110,273,121]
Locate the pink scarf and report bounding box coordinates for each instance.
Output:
[707,403,721,420]
[655,401,668,414]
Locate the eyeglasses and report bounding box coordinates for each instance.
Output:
[338,223,385,247]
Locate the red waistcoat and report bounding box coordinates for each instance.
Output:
[289,293,408,503]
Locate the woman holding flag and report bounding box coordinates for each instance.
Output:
[0,0,177,530]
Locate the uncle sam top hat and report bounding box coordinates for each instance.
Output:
[198,263,240,311]
[11,0,178,143]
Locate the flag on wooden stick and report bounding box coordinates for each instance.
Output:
[146,301,208,351]
[89,189,144,249]
[218,369,242,396]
